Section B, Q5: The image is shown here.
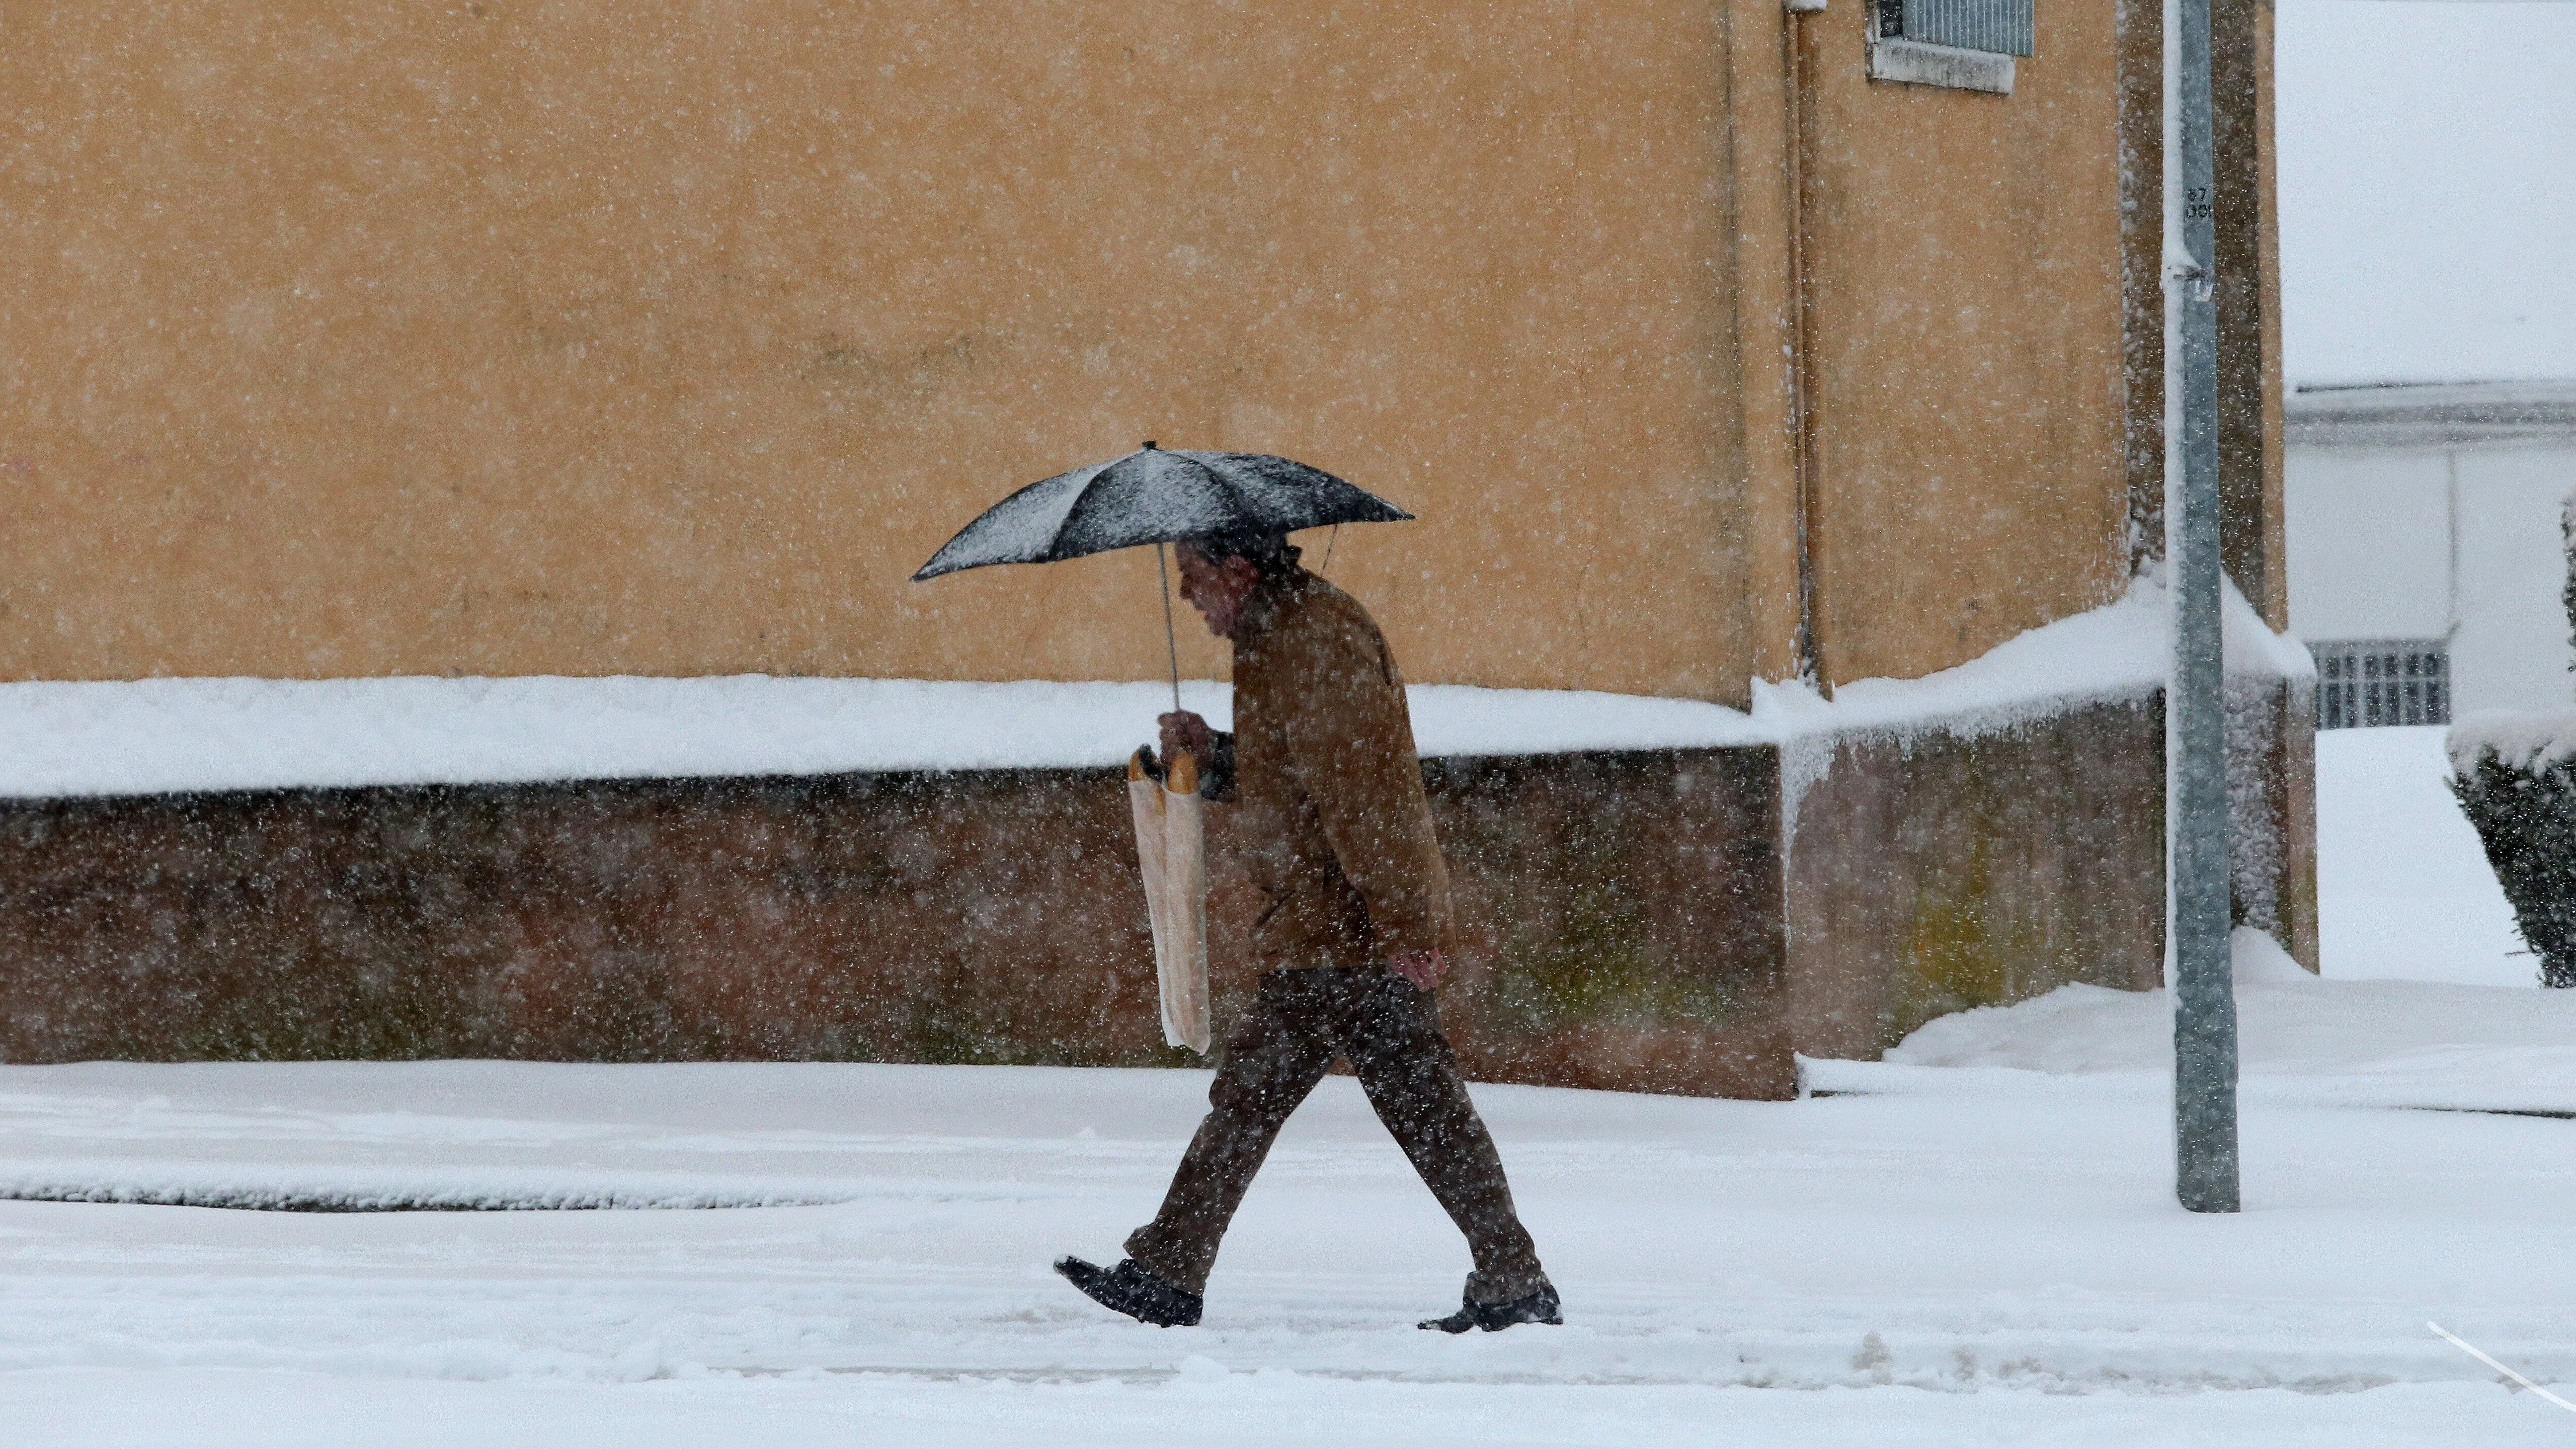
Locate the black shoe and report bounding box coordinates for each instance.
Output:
[1420,1281,1563,1333]
[1053,1256,1204,1327]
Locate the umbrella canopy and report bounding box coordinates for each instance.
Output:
[910,444,1411,581]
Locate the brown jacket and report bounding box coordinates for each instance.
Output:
[1207,565,1456,972]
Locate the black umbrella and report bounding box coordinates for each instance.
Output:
[911,443,1413,708]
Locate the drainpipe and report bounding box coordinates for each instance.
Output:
[2445,449,2461,643]
[1785,0,1830,695]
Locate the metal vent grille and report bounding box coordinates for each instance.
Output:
[2314,639,2451,730]
[1877,0,2035,57]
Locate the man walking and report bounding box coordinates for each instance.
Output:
[1055,531,1560,1333]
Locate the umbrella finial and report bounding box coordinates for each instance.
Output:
[1142,440,1157,450]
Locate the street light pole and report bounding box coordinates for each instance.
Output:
[2170,0,2241,1214]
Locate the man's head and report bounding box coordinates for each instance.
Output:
[1175,532,1296,639]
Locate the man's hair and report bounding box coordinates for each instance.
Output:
[1185,530,1301,574]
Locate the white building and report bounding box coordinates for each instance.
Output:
[2285,384,2576,726]
[2276,0,2576,728]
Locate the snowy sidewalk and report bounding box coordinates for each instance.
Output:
[1,1041,2571,1447]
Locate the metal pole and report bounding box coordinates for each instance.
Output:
[2170,0,2241,1213]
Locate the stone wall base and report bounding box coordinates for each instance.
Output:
[0,686,2315,1093]
[1783,683,2317,1060]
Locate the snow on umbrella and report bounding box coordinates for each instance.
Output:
[909,442,1412,583]
[911,440,1414,712]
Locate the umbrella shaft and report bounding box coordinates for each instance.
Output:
[1157,543,1183,716]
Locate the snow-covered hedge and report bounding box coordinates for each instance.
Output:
[2450,707,2576,987]
[2445,502,2576,987]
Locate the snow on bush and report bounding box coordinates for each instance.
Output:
[2449,721,2576,987]
[2445,500,2576,986]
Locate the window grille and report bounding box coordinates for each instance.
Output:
[1873,0,2035,57]
[2313,639,2451,730]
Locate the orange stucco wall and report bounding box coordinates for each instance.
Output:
[1794,5,2133,687]
[0,2,1744,696]
[1,2,2194,701]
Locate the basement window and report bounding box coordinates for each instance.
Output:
[2314,639,2451,730]
[1868,0,2031,95]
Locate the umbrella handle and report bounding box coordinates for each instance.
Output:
[1156,542,1183,716]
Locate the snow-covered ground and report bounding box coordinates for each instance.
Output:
[4,724,2568,1446]
[4,1046,2574,1448]
[2317,725,2529,987]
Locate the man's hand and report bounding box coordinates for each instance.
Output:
[1158,710,1212,768]
[1388,949,1448,991]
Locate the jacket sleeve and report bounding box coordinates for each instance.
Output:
[1275,610,1454,959]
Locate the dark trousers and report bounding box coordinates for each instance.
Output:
[1124,966,1547,1302]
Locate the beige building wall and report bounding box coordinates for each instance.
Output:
[1,2,1743,697]
[2,1,2185,702]
[1793,5,2133,687]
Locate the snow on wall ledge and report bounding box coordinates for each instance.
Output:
[0,574,2310,801]
[1766,572,2310,834]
